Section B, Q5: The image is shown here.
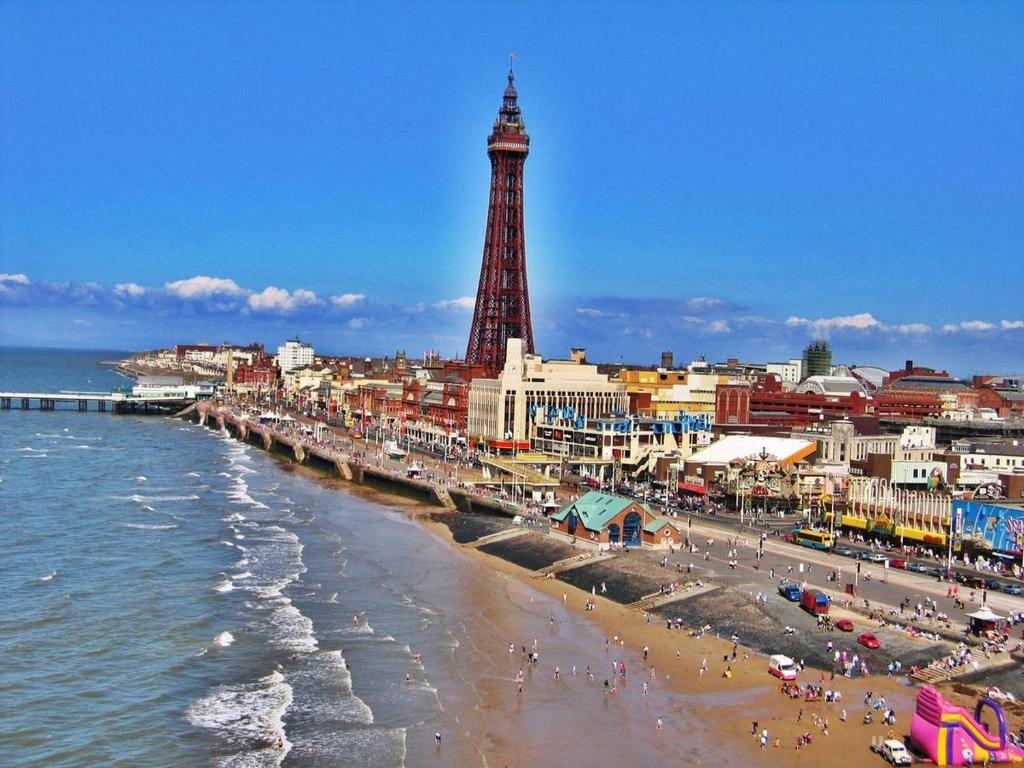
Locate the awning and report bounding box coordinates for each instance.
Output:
[967,607,1005,621]
[678,482,707,495]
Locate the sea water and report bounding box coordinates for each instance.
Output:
[0,349,440,766]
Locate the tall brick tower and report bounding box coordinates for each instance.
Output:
[465,67,534,376]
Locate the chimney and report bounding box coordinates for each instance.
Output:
[906,360,913,373]
[570,347,587,365]
[661,350,674,369]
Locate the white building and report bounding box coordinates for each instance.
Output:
[276,338,314,373]
[766,358,803,385]
[468,340,628,451]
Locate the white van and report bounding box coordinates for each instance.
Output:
[768,654,798,681]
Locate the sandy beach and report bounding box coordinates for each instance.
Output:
[222,418,1023,767]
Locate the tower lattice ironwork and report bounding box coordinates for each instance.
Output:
[465,68,534,376]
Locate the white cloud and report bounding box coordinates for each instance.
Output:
[688,296,729,311]
[894,323,930,334]
[436,296,476,311]
[114,282,147,298]
[330,292,366,307]
[942,320,996,333]
[165,275,246,299]
[706,319,731,333]
[786,312,882,332]
[347,317,367,330]
[0,273,30,285]
[1001,320,1024,330]
[247,286,319,312]
[71,318,91,326]
[576,307,604,317]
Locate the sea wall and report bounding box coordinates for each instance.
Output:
[190,404,517,516]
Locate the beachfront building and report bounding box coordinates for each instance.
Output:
[276,338,315,373]
[530,413,714,481]
[468,340,628,453]
[841,477,951,548]
[955,500,1024,560]
[549,491,682,550]
[675,435,817,514]
[614,368,727,419]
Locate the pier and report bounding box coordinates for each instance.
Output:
[0,389,201,414]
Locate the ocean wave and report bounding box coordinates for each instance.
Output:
[122,523,179,530]
[232,571,255,581]
[134,475,147,482]
[214,579,235,593]
[213,631,235,648]
[187,670,292,766]
[187,471,201,477]
[110,493,201,503]
[223,512,247,523]
[37,569,59,582]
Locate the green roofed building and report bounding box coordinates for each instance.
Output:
[550,491,681,550]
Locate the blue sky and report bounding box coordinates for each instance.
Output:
[1,1,1022,375]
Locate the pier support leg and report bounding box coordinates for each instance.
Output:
[22,398,29,409]
[1,397,9,409]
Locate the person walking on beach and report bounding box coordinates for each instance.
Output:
[700,657,707,677]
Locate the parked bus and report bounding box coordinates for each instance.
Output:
[792,529,833,550]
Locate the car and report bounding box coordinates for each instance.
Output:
[872,738,913,766]
[868,553,887,563]
[905,562,929,573]
[983,578,1001,591]
[857,551,874,561]
[1002,583,1024,596]
[858,632,881,649]
[835,618,854,632]
[834,546,854,557]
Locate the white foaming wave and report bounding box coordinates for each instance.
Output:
[233,557,251,568]
[267,597,318,654]
[307,649,375,724]
[134,475,147,482]
[213,631,235,648]
[18,447,43,452]
[339,622,375,636]
[214,579,235,593]
[234,533,246,540]
[187,670,292,765]
[141,505,156,512]
[325,592,339,604]
[232,571,255,581]
[187,471,201,477]
[73,444,92,449]
[224,512,247,523]
[122,523,178,530]
[37,570,59,582]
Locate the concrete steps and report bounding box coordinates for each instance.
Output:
[534,552,609,577]
[467,528,531,548]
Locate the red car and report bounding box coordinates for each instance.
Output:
[835,618,854,632]
[858,632,880,649]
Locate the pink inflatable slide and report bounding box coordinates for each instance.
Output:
[911,685,1024,766]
